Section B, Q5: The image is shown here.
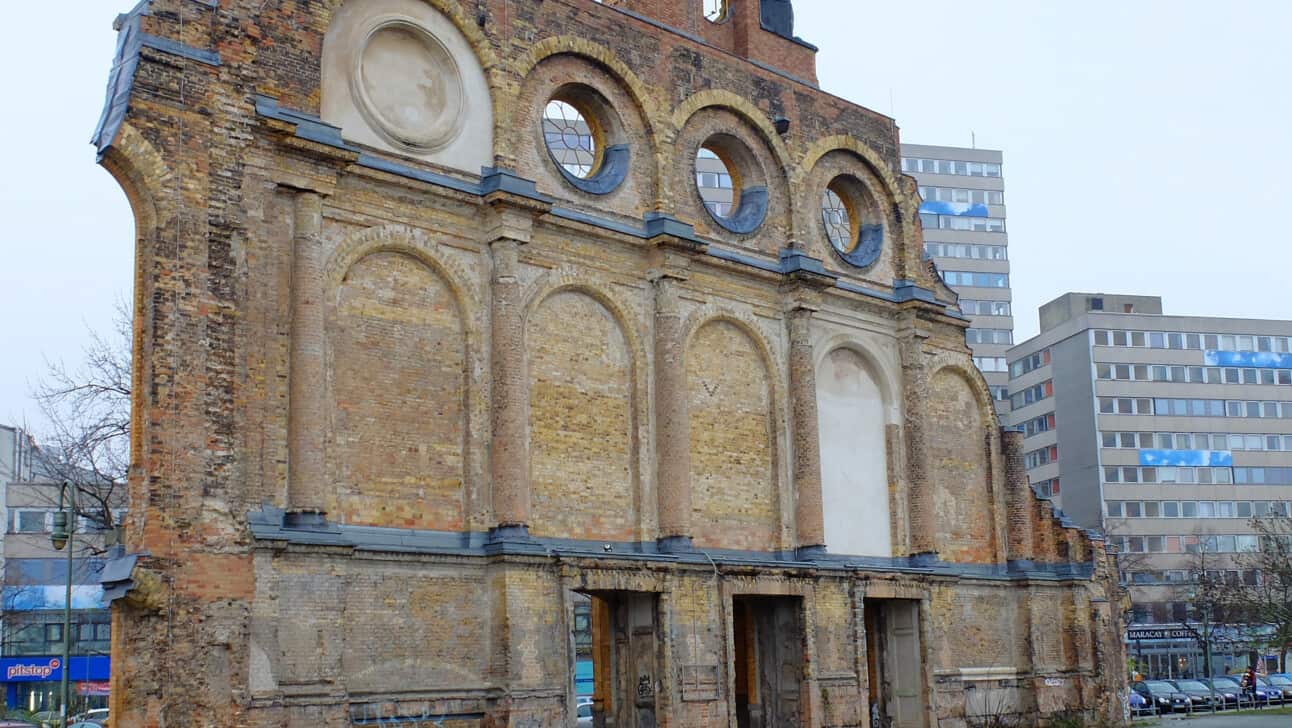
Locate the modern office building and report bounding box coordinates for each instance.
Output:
[900,144,1012,418]
[1008,293,1292,677]
[0,425,114,714]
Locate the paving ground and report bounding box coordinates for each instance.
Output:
[1138,708,1292,727]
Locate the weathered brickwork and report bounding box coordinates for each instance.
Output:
[927,369,995,564]
[326,250,468,529]
[528,290,637,542]
[93,0,1126,725]
[688,320,778,551]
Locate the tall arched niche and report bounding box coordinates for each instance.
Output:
[322,0,493,174]
[816,346,891,557]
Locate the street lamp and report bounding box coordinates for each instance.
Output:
[49,481,75,728]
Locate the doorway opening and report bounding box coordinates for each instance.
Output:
[865,599,926,728]
[576,591,659,728]
[732,595,804,728]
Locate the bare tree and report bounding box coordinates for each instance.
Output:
[28,300,131,536]
[1232,512,1292,672]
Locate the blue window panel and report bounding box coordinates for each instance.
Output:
[1138,449,1233,467]
[1204,351,1292,369]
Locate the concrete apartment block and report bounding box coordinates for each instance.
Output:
[1009,292,1292,676]
[901,144,1013,420]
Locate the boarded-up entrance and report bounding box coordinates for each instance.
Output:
[732,596,804,728]
[865,599,926,728]
[587,592,659,728]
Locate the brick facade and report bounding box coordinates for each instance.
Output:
[93,0,1126,725]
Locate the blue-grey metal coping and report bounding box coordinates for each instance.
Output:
[247,507,1096,582]
[706,186,769,235]
[94,0,224,158]
[248,95,958,314]
[554,144,631,195]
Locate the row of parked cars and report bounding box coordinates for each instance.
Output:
[1130,674,1292,715]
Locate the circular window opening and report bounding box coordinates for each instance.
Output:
[696,145,738,220]
[821,185,854,254]
[703,0,729,23]
[543,98,600,179]
[694,135,768,235]
[540,85,630,195]
[822,175,884,268]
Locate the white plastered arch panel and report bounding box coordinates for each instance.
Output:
[322,0,493,174]
[813,334,901,557]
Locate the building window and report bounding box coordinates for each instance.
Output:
[543,99,598,179]
[1088,296,1104,311]
[13,509,48,534]
[703,0,728,23]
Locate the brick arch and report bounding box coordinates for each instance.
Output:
[519,272,648,541]
[681,308,786,550]
[926,364,999,563]
[98,122,169,234]
[97,122,170,491]
[679,305,786,404]
[324,231,474,530]
[519,270,647,378]
[813,334,902,424]
[671,90,798,238]
[800,136,919,278]
[928,361,999,430]
[511,37,665,205]
[325,224,480,317]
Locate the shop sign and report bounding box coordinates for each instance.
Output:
[78,681,111,696]
[0,656,110,683]
[1127,627,1194,641]
[2,658,61,682]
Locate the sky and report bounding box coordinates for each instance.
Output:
[1,0,1290,431]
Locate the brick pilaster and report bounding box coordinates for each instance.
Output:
[1002,427,1034,560]
[653,273,692,548]
[787,305,825,553]
[898,318,936,555]
[287,190,326,523]
[489,235,530,528]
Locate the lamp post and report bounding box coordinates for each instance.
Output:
[49,481,75,728]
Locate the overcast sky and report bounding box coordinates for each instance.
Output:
[1,0,1290,432]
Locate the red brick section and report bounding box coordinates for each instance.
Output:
[1002,428,1035,559]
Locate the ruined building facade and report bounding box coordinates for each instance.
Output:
[92,0,1126,725]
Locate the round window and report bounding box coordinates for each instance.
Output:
[693,135,767,235]
[822,175,884,268]
[696,145,737,220]
[540,85,629,195]
[543,98,600,179]
[821,185,853,254]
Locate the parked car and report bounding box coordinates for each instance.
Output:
[1198,677,1241,708]
[1216,675,1278,706]
[1167,679,1223,710]
[1131,680,1191,713]
[1268,673,1292,699]
[1254,676,1287,704]
[70,709,108,727]
[1127,689,1153,716]
[575,701,593,727]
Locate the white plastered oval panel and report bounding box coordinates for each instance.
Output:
[323,0,492,174]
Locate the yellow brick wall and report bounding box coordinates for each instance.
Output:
[688,320,778,551]
[527,290,637,541]
[927,369,994,563]
[325,250,467,529]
